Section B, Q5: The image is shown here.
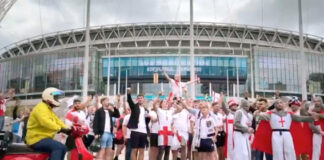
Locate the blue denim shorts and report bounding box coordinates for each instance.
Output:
[100,132,114,149]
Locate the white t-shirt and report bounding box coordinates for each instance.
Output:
[196,116,216,139]
[170,79,186,98]
[211,112,225,129]
[104,110,111,133]
[172,109,190,133]
[156,108,173,129]
[131,106,147,134]
[149,111,159,134]
[123,114,131,139]
[85,111,95,136]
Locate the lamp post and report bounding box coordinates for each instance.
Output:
[221,67,239,97]
[189,0,195,99]
[82,0,91,100]
[106,45,111,96]
[298,0,307,100]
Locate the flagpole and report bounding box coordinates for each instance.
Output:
[189,0,195,99]
[226,69,229,96]
[298,0,307,100]
[82,0,91,100]
[106,44,111,96]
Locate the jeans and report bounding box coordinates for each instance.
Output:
[12,134,22,143]
[99,132,114,148]
[255,150,273,160]
[125,139,132,160]
[0,116,4,131]
[32,138,67,160]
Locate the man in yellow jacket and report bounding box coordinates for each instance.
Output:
[26,87,71,160]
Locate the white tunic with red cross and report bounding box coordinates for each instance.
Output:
[224,112,235,160]
[157,108,174,146]
[269,113,296,160]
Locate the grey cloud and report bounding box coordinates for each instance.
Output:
[231,0,324,36]
[0,0,323,48]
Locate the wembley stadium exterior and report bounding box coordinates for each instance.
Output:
[1,22,324,99]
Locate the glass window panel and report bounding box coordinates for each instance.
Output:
[212,58,217,66]
[149,57,155,66]
[181,57,187,66]
[138,57,144,66]
[132,58,137,66]
[143,58,149,66]
[223,58,229,67]
[103,58,108,67]
[217,58,223,66]
[198,57,204,66]
[204,57,210,66]
[156,57,162,65]
[168,57,175,66]
[229,58,235,67]
[160,57,166,66]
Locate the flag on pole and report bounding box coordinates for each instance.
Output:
[212,91,220,102]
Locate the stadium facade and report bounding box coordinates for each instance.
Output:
[1,22,324,99]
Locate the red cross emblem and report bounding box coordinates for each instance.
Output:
[158,126,173,146]
[279,117,285,127]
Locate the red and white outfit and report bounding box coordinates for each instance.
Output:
[157,108,174,146]
[224,112,234,159]
[312,109,324,160]
[290,112,313,157]
[269,113,295,160]
[65,109,88,127]
[0,98,8,116]
[251,111,272,155]
[171,109,190,150]
[169,79,186,99]
[224,99,237,160]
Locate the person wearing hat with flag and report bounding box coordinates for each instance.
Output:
[288,97,313,159]
[221,96,238,160]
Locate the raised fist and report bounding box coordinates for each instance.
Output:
[127,88,131,94]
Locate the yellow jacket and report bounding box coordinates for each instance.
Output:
[26,101,67,145]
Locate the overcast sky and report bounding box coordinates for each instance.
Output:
[0,0,323,48]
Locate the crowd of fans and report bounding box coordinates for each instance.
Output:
[0,76,324,160]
